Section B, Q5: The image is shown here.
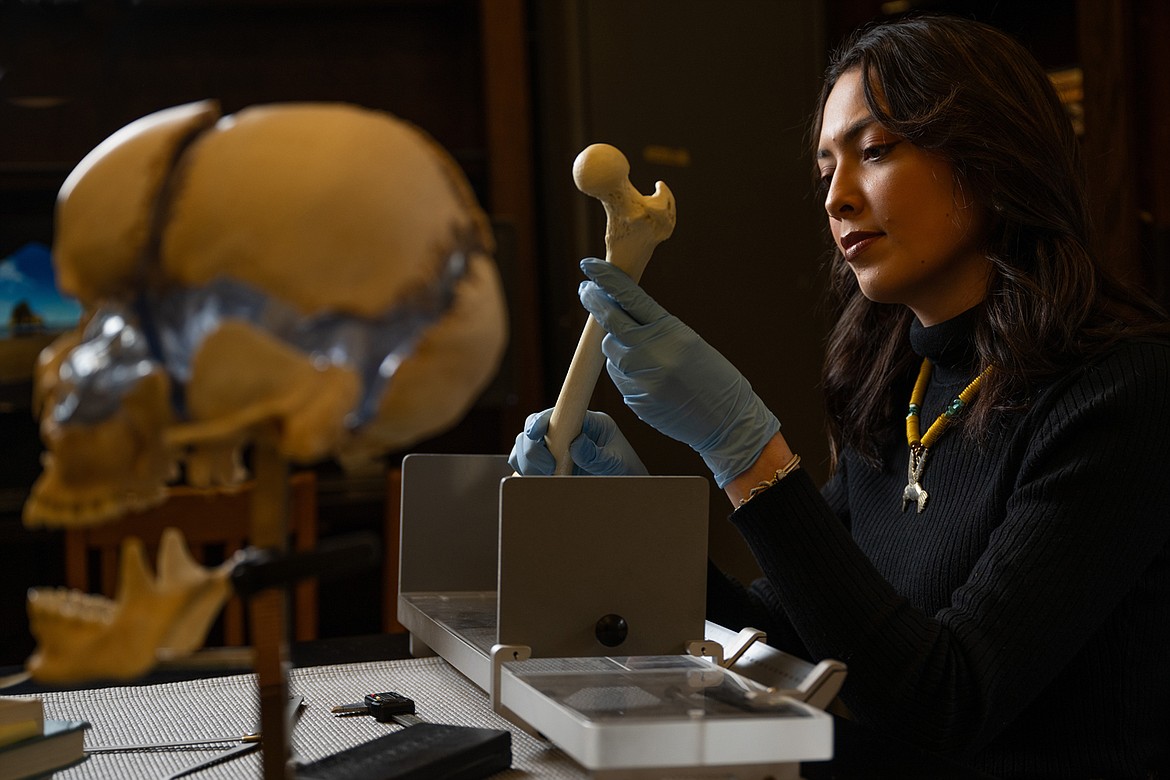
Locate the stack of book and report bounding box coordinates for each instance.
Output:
[0,697,88,780]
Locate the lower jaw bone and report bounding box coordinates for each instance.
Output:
[26,527,234,684]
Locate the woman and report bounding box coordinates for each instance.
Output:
[511,15,1170,778]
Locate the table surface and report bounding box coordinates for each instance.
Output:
[1,634,993,779]
[35,655,589,779]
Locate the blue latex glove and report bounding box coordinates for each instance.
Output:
[508,408,648,476]
[578,257,780,488]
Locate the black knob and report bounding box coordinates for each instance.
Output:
[595,613,629,647]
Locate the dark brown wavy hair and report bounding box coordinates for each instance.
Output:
[815,14,1168,468]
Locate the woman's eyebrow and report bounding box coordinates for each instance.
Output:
[817,117,878,160]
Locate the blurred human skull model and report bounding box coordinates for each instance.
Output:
[20,101,508,682]
[26,100,508,528]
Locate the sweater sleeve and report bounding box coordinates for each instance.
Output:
[706,455,852,658]
[819,454,851,529]
[729,342,1170,755]
[705,559,812,659]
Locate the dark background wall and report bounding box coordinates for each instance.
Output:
[0,0,1165,665]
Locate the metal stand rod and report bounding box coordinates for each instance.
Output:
[249,429,293,780]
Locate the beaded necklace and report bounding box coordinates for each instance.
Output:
[902,358,992,513]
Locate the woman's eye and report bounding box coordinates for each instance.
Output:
[862,142,898,161]
[817,170,834,193]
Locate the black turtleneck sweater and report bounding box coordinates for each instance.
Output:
[707,313,1170,778]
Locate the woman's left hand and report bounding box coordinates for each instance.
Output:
[509,407,648,477]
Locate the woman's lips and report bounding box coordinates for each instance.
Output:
[840,231,883,262]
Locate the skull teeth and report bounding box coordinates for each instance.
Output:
[28,586,116,624]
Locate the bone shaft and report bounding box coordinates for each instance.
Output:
[546,316,608,475]
[545,238,653,475]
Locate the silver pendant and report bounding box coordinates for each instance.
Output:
[902,446,929,514]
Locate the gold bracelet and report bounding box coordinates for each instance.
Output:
[738,453,802,506]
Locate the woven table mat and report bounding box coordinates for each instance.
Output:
[38,655,586,779]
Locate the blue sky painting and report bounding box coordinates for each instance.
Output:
[0,242,82,337]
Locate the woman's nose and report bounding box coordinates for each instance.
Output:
[824,171,860,219]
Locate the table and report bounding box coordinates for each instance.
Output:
[36,654,586,779]
[3,635,994,779]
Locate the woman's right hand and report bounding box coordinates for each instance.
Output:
[578,258,780,488]
[508,408,648,476]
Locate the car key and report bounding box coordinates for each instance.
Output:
[331,691,423,726]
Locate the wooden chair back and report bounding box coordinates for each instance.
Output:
[63,471,318,645]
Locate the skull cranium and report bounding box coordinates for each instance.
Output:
[24,100,509,528]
